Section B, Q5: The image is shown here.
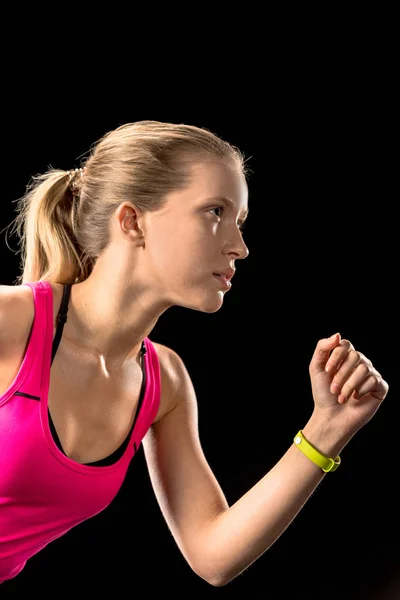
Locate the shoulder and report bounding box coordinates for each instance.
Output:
[150,341,196,420]
[0,283,33,307]
[0,284,35,354]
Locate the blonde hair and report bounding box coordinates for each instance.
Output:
[6,120,248,285]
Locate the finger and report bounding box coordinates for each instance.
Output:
[309,333,341,375]
[325,339,354,373]
[329,349,363,394]
[337,362,372,403]
[355,370,389,402]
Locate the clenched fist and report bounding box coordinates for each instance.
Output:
[309,333,389,436]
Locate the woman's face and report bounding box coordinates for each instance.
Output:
[141,160,249,313]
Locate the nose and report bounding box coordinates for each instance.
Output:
[224,231,249,260]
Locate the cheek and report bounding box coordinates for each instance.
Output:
[157,219,204,251]
[148,223,193,265]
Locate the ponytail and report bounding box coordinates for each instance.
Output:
[9,168,90,285]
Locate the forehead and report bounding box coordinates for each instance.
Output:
[187,161,248,207]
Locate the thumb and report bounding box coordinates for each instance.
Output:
[310,333,341,374]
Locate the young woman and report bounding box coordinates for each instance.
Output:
[0,120,389,585]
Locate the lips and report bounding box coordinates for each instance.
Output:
[212,268,235,282]
[212,273,232,290]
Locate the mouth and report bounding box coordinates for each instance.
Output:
[212,273,232,290]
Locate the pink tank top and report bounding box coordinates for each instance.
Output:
[0,281,161,583]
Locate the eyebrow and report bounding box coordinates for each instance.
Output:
[207,196,249,221]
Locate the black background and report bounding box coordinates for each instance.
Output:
[0,14,398,600]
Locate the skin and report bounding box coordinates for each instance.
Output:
[0,157,389,586]
[66,159,249,374]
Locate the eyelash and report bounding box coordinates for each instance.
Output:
[209,206,246,232]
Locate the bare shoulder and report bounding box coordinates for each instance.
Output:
[151,341,195,422]
[0,284,35,355]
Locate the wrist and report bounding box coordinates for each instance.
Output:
[302,412,351,459]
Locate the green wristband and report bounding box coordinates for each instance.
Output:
[293,430,341,473]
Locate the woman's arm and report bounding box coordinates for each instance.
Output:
[142,336,388,587]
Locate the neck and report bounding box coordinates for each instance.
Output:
[64,265,167,372]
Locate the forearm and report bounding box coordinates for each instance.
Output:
[202,413,351,587]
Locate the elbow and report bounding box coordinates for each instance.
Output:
[203,568,249,588]
[193,568,229,588]
[190,557,232,588]
[188,536,239,587]
[186,518,241,587]
[211,575,232,587]
[204,568,230,588]
[209,578,229,588]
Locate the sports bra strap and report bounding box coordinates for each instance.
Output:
[51,283,71,365]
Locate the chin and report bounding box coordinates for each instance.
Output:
[200,304,223,314]
[171,286,228,313]
[186,292,225,314]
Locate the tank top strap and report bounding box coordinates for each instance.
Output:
[16,281,54,399]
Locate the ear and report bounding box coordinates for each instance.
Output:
[115,202,145,245]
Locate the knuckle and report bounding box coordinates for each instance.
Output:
[372,375,381,388]
[350,349,361,363]
[340,339,352,351]
[358,363,371,377]
[333,372,344,385]
[340,382,351,397]
[358,351,372,366]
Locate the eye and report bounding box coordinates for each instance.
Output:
[209,206,224,218]
[209,206,246,232]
